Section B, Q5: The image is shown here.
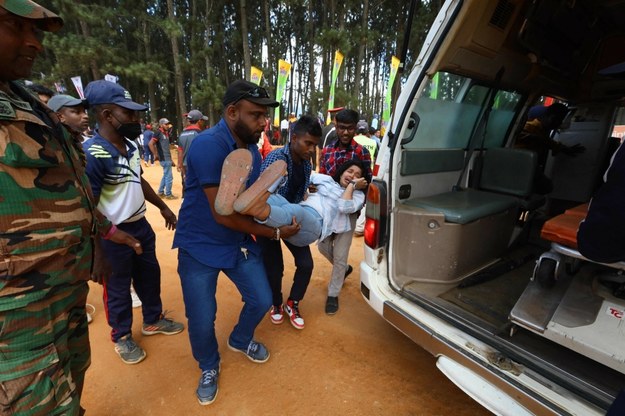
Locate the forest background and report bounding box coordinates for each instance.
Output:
[35,0,444,131]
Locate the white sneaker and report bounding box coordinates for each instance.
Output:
[269,305,284,324]
[131,288,142,308]
[284,300,304,330]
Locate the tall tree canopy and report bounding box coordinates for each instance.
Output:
[35,0,442,130]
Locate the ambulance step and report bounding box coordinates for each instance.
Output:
[509,274,573,333]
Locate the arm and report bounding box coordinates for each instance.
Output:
[177,144,184,171]
[149,137,160,161]
[203,186,299,239]
[89,191,143,284]
[141,177,177,229]
[336,178,367,214]
[341,177,367,201]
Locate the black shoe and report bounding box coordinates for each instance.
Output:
[325,296,339,315]
[344,265,353,279]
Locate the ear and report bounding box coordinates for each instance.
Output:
[225,104,239,121]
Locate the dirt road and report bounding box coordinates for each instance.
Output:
[81,157,489,415]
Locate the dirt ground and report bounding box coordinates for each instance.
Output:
[81,157,490,416]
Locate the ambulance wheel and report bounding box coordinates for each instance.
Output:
[536,259,557,288]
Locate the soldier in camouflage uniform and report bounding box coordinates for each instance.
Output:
[0,1,140,415]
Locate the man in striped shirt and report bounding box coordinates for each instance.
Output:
[83,80,184,365]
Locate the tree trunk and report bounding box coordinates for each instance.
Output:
[78,20,99,80]
[142,20,158,123]
[240,0,251,80]
[353,0,369,105]
[263,0,274,92]
[166,0,187,132]
[307,0,316,114]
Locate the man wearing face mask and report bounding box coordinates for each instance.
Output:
[173,80,300,405]
[83,80,185,365]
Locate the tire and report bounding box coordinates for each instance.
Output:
[536,258,557,288]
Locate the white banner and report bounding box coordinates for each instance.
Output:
[71,76,85,99]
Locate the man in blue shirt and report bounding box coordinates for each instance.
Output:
[83,80,184,365]
[173,80,299,406]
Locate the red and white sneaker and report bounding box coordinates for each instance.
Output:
[269,305,284,325]
[284,300,304,330]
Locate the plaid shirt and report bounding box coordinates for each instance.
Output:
[261,144,312,203]
[319,138,372,180]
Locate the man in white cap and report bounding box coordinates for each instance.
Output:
[178,109,208,196]
[149,117,177,199]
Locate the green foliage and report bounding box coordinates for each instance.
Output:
[31,0,442,127]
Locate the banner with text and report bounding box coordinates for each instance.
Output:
[326,50,344,125]
[250,66,263,85]
[71,76,85,99]
[273,59,291,127]
[382,56,400,131]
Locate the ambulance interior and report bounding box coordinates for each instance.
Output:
[389,0,625,409]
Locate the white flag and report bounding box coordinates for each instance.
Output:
[71,76,85,99]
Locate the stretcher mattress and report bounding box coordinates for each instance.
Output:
[540,203,589,249]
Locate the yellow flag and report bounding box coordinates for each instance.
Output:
[326,51,344,125]
[273,59,292,127]
[250,66,263,85]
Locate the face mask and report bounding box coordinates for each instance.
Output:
[112,114,142,139]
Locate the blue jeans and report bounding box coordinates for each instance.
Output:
[264,194,322,246]
[158,160,173,196]
[177,248,272,371]
[143,144,154,164]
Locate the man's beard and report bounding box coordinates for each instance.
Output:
[233,119,261,145]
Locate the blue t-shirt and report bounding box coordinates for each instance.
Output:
[142,129,154,147]
[172,119,262,268]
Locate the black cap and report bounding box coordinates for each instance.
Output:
[222,80,279,108]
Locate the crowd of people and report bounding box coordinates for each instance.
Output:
[0,1,378,412]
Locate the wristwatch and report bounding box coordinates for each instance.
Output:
[271,227,281,240]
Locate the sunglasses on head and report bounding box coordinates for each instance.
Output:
[235,87,270,103]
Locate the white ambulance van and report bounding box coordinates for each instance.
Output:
[361,0,625,414]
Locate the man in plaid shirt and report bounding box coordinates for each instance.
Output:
[318,109,372,181]
[317,109,372,314]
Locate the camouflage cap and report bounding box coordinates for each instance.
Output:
[0,0,63,32]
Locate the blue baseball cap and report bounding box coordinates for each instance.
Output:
[84,80,147,111]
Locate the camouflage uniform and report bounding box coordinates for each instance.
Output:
[0,80,98,415]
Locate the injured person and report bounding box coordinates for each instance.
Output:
[216,149,367,247]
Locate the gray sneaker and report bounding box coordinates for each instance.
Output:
[142,314,185,336]
[197,368,219,405]
[227,339,270,363]
[114,334,146,365]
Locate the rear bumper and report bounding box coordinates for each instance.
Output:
[359,261,603,416]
